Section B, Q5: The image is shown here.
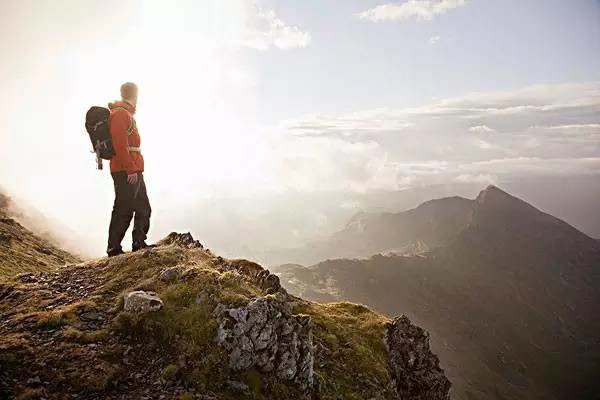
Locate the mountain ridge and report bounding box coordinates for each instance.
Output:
[273,186,600,400]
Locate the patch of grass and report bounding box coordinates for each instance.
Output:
[98,247,186,296]
[0,212,79,279]
[162,364,179,380]
[215,271,263,306]
[0,334,34,371]
[111,274,229,392]
[35,300,96,330]
[15,388,46,400]
[35,310,68,329]
[62,327,108,344]
[244,369,263,398]
[292,301,394,400]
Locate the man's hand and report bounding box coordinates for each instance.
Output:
[127,173,139,185]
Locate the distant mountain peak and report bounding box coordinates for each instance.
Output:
[473,185,542,217]
[476,185,513,203]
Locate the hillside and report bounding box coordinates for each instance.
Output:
[258,193,477,266]
[0,193,80,277]
[0,232,451,400]
[273,186,600,400]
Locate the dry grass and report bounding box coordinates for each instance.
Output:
[62,326,108,343]
[293,300,394,399]
[0,211,79,278]
[15,388,46,400]
[1,235,401,399]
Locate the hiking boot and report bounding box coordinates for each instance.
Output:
[132,241,156,252]
[107,248,125,257]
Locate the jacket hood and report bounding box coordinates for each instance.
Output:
[108,100,136,114]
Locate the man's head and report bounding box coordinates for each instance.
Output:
[120,82,138,106]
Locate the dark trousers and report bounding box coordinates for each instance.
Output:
[107,171,151,254]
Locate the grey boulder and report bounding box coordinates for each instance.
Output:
[123,291,164,313]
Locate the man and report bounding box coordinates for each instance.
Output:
[106,82,152,257]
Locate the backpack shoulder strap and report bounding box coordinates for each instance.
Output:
[111,107,134,136]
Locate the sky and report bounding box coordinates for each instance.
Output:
[0,0,599,255]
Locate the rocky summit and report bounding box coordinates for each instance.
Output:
[0,231,450,400]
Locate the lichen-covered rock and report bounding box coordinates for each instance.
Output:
[123,291,163,313]
[385,315,451,400]
[216,297,314,391]
[157,232,203,249]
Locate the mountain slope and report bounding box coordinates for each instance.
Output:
[0,232,450,400]
[260,195,475,266]
[273,186,600,400]
[0,193,79,277]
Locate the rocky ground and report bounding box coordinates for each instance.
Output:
[0,233,450,400]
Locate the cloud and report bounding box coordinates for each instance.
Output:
[358,0,468,23]
[469,125,494,133]
[454,173,496,184]
[429,35,441,45]
[276,82,600,191]
[241,7,311,50]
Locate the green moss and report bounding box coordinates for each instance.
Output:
[111,273,229,392]
[162,364,178,380]
[62,327,108,344]
[243,369,263,398]
[293,301,394,400]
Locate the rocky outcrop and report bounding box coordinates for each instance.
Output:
[385,315,451,400]
[215,296,314,391]
[123,291,164,313]
[157,232,203,249]
[216,259,286,296]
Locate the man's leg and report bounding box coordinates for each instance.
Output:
[107,172,137,256]
[132,172,152,249]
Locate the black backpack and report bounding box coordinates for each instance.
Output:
[85,106,115,161]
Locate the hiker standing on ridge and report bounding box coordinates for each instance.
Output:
[106,82,152,257]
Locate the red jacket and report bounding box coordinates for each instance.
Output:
[108,101,144,175]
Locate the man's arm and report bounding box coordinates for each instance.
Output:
[110,110,137,178]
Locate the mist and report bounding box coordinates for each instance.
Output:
[1,0,599,259]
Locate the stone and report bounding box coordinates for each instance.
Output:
[79,311,102,321]
[216,297,314,391]
[123,291,163,313]
[385,315,451,400]
[219,259,286,296]
[226,380,250,394]
[256,269,283,294]
[159,266,186,282]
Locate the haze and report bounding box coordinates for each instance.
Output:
[1,0,599,257]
